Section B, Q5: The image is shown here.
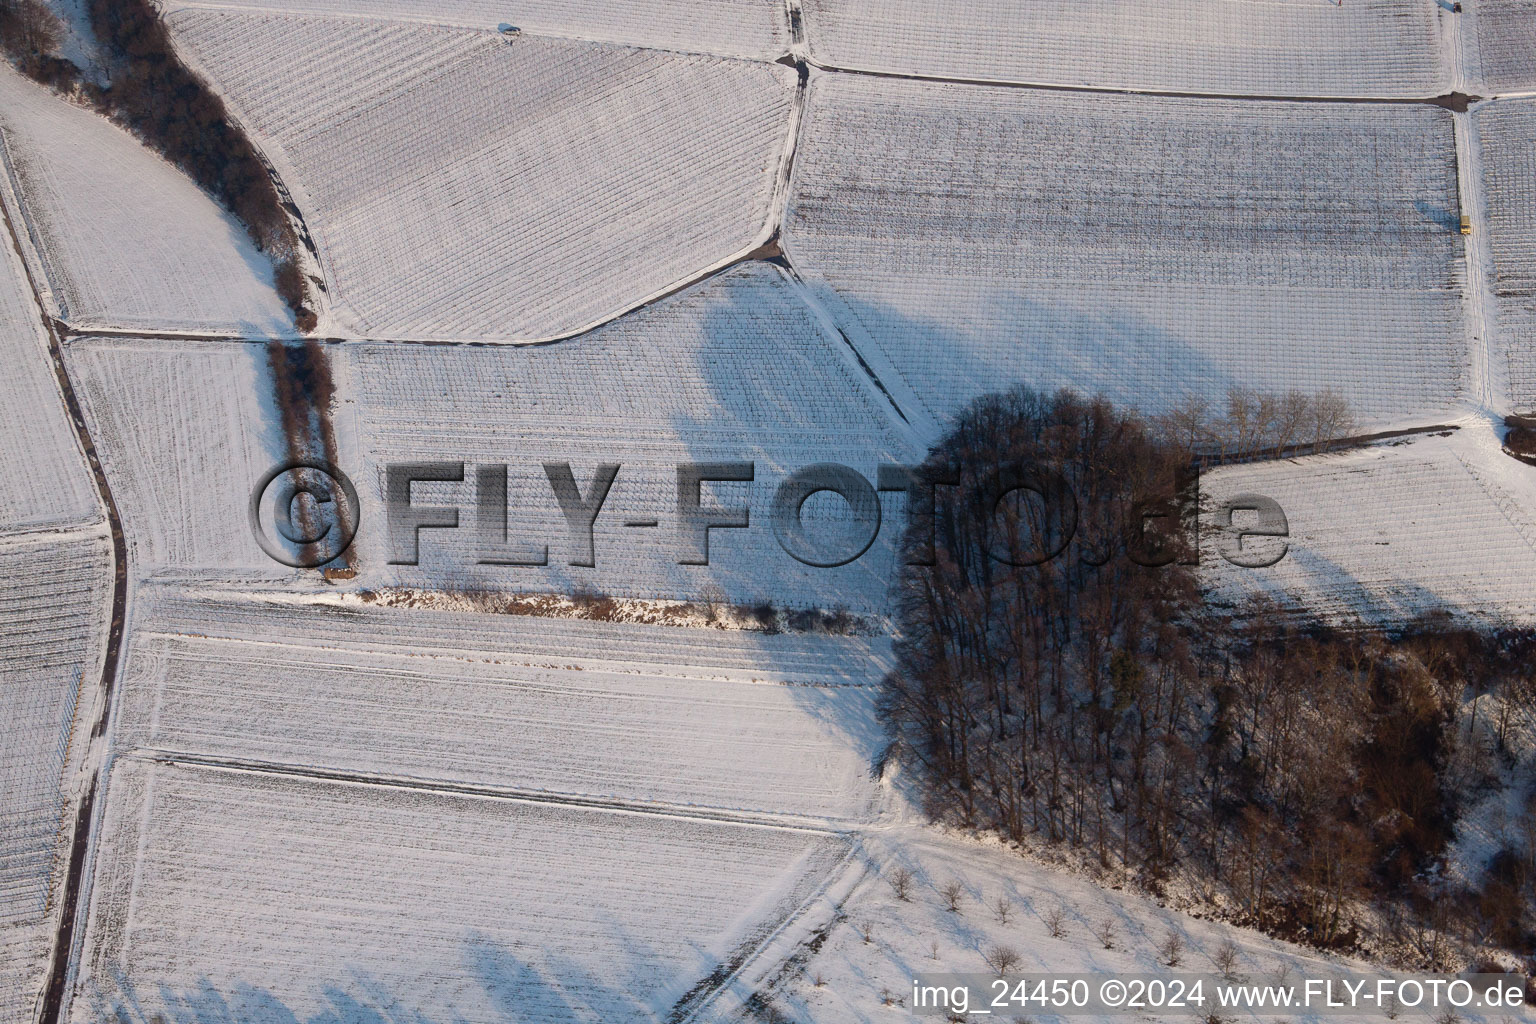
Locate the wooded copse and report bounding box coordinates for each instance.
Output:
[880,386,1536,966]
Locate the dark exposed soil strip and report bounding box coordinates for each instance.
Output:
[807,59,1481,109]
[0,187,129,1024]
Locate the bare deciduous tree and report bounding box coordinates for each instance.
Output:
[889,866,915,903]
[1212,939,1242,981]
[1157,929,1184,967]
[983,945,1023,976]
[940,880,966,914]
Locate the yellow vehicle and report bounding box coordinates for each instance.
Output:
[1461,214,1473,235]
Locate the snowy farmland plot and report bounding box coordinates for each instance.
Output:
[1471,0,1536,93]
[0,65,292,336]
[784,75,1470,437]
[62,337,291,576]
[66,266,919,611]
[0,205,97,535]
[0,530,111,1024]
[113,584,891,822]
[75,757,852,1024]
[1474,99,1536,412]
[9,0,1536,1020]
[799,0,1450,98]
[162,8,797,340]
[1201,426,1536,624]
[338,265,918,612]
[161,0,788,61]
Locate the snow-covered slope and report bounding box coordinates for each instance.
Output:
[163,9,797,340]
[800,0,1449,98]
[163,0,788,61]
[0,65,292,335]
[785,74,1469,437]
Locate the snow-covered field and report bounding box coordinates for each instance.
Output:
[74,756,853,1024]
[0,530,109,925]
[1474,98,1536,412]
[0,530,110,1024]
[74,758,854,1024]
[65,266,918,611]
[163,0,788,60]
[0,206,97,534]
[114,585,890,822]
[1471,0,1536,94]
[62,337,285,573]
[762,825,1529,1024]
[5,2,1536,1022]
[0,148,109,1024]
[0,65,292,335]
[163,9,796,340]
[785,75,1469,436]
[1202,421,1536,623]
[800,0,1450,98]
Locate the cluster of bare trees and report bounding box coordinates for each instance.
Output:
[1156,387,1356,463]
[0,0,76,87]
[85,0,314,326]
[881,386,1536,961]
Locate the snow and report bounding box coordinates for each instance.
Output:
[0,129,109,1024]
[337,264,917,611]
[0,926,48,1024]
[784,74,1470,438]
[1469,0,1536,94]
[74,756,851,1024]
[799,0,1450,98]
[114,585,891,822]
[1201,420,1536,624]
[6,5,1531,1021]
[132,584,893,687]
[62,337,285,574]
[1473,99,1536,412]
[162,0,788,61]
[0,196,98,536]
[0,65,292,335]
[0,531,109,924]
[66,266,919,612]
[759,825,1520,1024]
[0,529,111,1024]
[162,9,797,340]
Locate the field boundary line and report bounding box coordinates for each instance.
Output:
[130,749,861,835]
